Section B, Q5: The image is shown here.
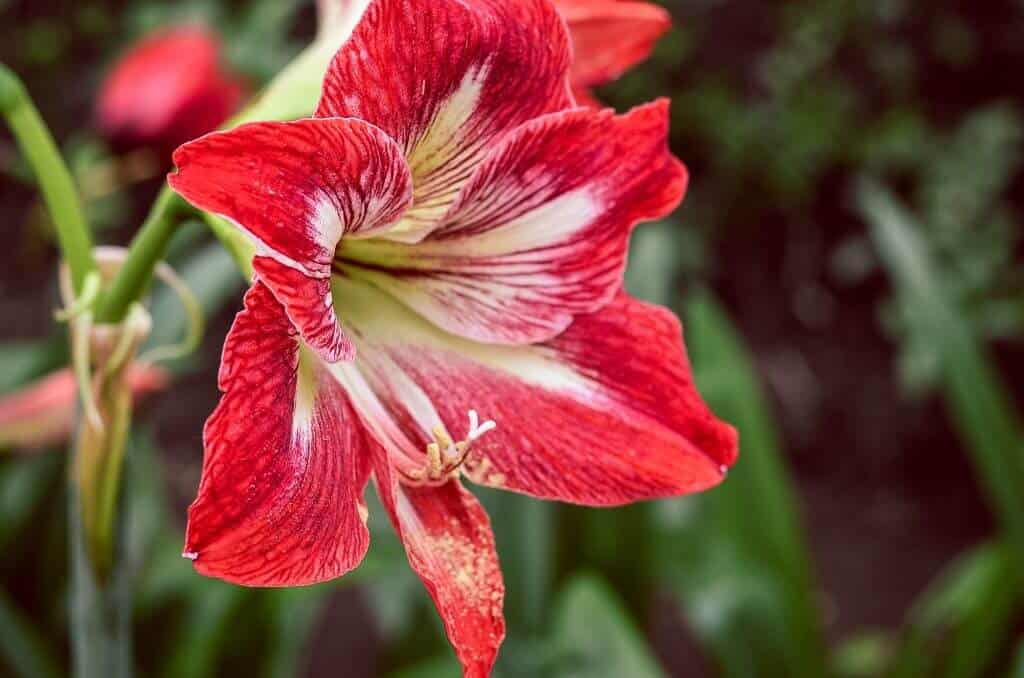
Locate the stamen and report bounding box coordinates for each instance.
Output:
[411,410,497,484]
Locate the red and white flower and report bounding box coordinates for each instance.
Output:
[169,0,735,674]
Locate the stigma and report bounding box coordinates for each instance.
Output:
[406,410,496,484]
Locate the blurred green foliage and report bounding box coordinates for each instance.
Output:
[2,0,1023,676]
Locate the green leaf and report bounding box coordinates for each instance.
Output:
[666,291,826,677]
[159,581,252,678]
[0,587,62,678]
[0,338,65,394]
[552,574,666,678]
[387,655,462,678]
[261,586,332,678]
[884,542,1019,678]
[0,453,62,549]
[479,488,555,633]
[859,179,1024,565]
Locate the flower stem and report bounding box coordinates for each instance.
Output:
[95,187,187,323]
[69,440,133,678]
[0,63,96,293]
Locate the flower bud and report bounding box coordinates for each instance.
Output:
[96,26,244,153]
[0,364,167,451]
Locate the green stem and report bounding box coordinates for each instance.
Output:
[0,63,95,293]
[95,187,187,323]
[70,447,133,678]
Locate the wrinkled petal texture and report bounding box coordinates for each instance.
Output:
[554,0,671,89]
[184,283,372,586]
[342,100,687,345]
[317,0,573,242]
[170,118,413,361]
[336,278,738,507]
[97,26,243,150]
[374,448,504,678]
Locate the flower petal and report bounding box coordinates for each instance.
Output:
[373,449,505,677]
[341,100,687,345]
[317,0,573,242]
[184,283,372,586]
[334,277,737,507]
[170,117,412,361]
[253,256,354,362]
[555,0,671,88]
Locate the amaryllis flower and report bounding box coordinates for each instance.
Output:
[169,0,736,674]
[553,0,671,105]
[0,365,168,450]
[96,26,244,152]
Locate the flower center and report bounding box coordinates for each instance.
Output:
[404,410,496,484]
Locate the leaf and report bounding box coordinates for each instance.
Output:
[859,179,1024,564]
[0,453,62,549]
[0,588,62,678]
[884,542,1019,678]
[261,586,332,678]
[478,488,555,633]
[387,655,462,678]
[552,574,666,678]
[159,581,252,678]
[664,291,827,678]
[0,338,66,394]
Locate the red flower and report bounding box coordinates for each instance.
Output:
[0,366,168,450]
[96,26,244,152]
[554,0,672,105]
[170,0,735,674]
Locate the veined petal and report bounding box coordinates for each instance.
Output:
[335,277,737,507]
[317,0,573,242]
[254,257,354,362]
[555,0,671,88]
[341,100,687,346]
[170,118,412,361]
[373,448,505,677]
[184,283,372,586]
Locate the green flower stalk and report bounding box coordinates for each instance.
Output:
[0,63,96,293]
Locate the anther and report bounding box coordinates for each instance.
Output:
[412,410,497,483]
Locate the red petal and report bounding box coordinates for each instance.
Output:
[169,117,412,361]
[96,25,243,151]
[317,0,573,242]
[555,0,671,88]
[184,283,372,586]
[570,84,604,109]
[373,448,505,677]
[336,278,736,507]
[341,101,687,346]
[254,257,354,362]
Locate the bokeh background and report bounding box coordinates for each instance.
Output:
[2,0,1023,676]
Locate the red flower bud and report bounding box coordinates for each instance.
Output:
[96,26,244,153]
